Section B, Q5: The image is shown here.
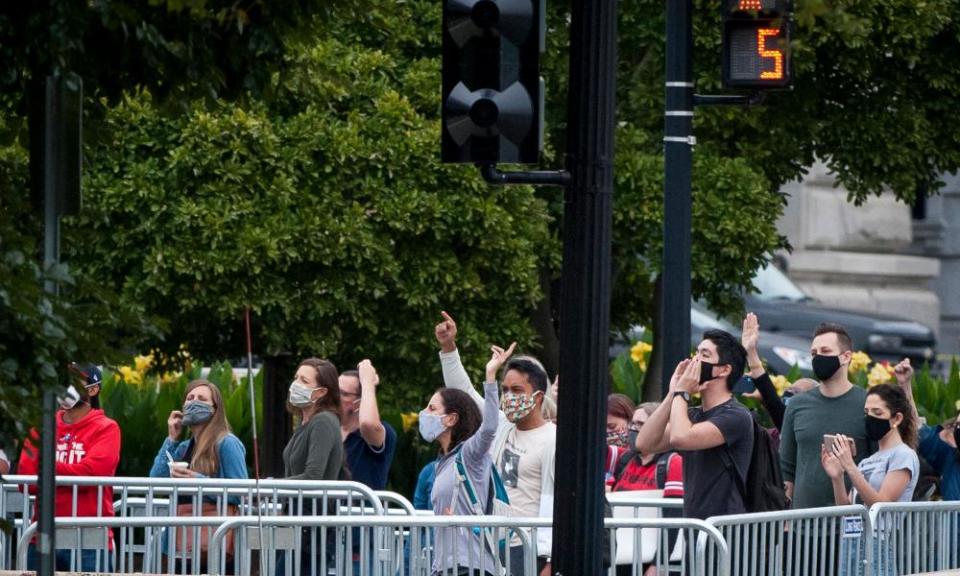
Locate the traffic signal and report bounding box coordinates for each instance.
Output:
[722,0,792,89]
[441,0,543,164]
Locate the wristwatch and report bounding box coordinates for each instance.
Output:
[673,391,691,403]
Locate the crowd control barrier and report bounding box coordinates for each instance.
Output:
[704,505,873,576]
[868,500,960,576]
[1,475,384,573]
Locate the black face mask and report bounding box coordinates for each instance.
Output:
[953,426,959,455]
[627,429,639,451]
[865,415,892,442]
[699,361,717,385]
[812,355,842,381]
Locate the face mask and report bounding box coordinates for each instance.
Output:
[501,392,539,423]
[698,361,717,385]
[607,429,630,447]
[58,385,83,410]
[865,415,892,442]
[418,410,448,442]
[627,429,639,450]
[288,381,316,408]
[952,426,959,451]
[812,355,842,381]
[782,391,795,406]
[181,401,215,426]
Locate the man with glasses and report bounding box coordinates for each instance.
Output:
[339,360,397,490]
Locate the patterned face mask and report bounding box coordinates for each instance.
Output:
[501,391,541,423]
[607,429,630,448]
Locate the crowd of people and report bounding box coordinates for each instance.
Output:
[1,311,958,576]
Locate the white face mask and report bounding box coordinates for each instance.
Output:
[288,381,317,408]
[57,385,83,411]
[418,410,448,442]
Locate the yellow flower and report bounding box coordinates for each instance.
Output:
[117,365,143,386]
[848,351,872,375]
[867,362,895,388]
[401,412,419,433]
[770,374,791,396]
[134,354,154,373]
[630,341,653,371]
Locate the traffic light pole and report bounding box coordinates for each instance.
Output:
[661,0,694,397]
[551,0,617,573]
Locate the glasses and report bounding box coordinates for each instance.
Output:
[628,421,645,432]
[341,391,361,399]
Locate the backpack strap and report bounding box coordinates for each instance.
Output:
[614,449,636,481]
[655,451,674,490]
[718,429,749,504]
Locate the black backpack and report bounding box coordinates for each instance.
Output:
[720,413,789,513]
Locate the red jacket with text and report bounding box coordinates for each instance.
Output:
[18,408,121,540]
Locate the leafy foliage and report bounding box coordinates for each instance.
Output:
[67,35,554,410]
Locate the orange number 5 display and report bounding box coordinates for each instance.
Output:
[757,28,784,79]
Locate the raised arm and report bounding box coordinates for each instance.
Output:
[635,358,691,456]
[436,311,484,409]
[357,359,387,448]
[743,313,786,430]
[462,343,515,461]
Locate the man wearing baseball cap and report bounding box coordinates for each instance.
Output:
[18,363,121,572]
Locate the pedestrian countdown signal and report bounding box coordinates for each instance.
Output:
[722,0,791,89]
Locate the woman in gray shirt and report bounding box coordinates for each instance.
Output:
[283,357,346,482]
[421,343,513,576]
[822,383,919,576]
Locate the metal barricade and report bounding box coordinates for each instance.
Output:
[704,505,872,576]
[2,475,384,573]
[869,500,960,576]
[606,493,687,575]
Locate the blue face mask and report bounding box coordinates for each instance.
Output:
[418,410,448,442]
[181,401,215,426]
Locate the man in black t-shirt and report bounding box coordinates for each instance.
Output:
[635,329,754,519]
[339,360,397,490]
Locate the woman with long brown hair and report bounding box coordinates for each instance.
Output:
[283,357,346,481]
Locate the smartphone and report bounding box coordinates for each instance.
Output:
[823,434,857,457]
[733,376,756,395]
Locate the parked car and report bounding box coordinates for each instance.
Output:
[745,264,937,368]
[611,301,814,377]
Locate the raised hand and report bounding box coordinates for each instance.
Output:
[167,410,183,442]
[740,312,760,359]
[358,359,379,387]
[677,358,702,393]
[668,358,692,393]
[893,358,913,389]
[434,311,458,353]
[485,342,517,382]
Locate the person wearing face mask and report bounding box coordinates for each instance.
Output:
[634,329,754,519]
[148,379,247,571]
[283,357,346,481]
[422,343,507,576]
[895,358,960,501]
[149,378,248,480]
[779,323,870,509]
[435,312,556,576]
[604,394,637,488]
[18,363,120,572]
[821,384,919,576]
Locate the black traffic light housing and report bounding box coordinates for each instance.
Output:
[722,0,792,89]
[442,0,543,164]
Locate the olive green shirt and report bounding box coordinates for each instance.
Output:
[283,410,345,481]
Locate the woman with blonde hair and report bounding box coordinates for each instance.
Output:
[149,379,247,570]
[149,379,247,480]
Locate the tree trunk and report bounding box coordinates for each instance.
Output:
[642,274,664,402]
[261,353,295,478]
[531,266,561,378]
